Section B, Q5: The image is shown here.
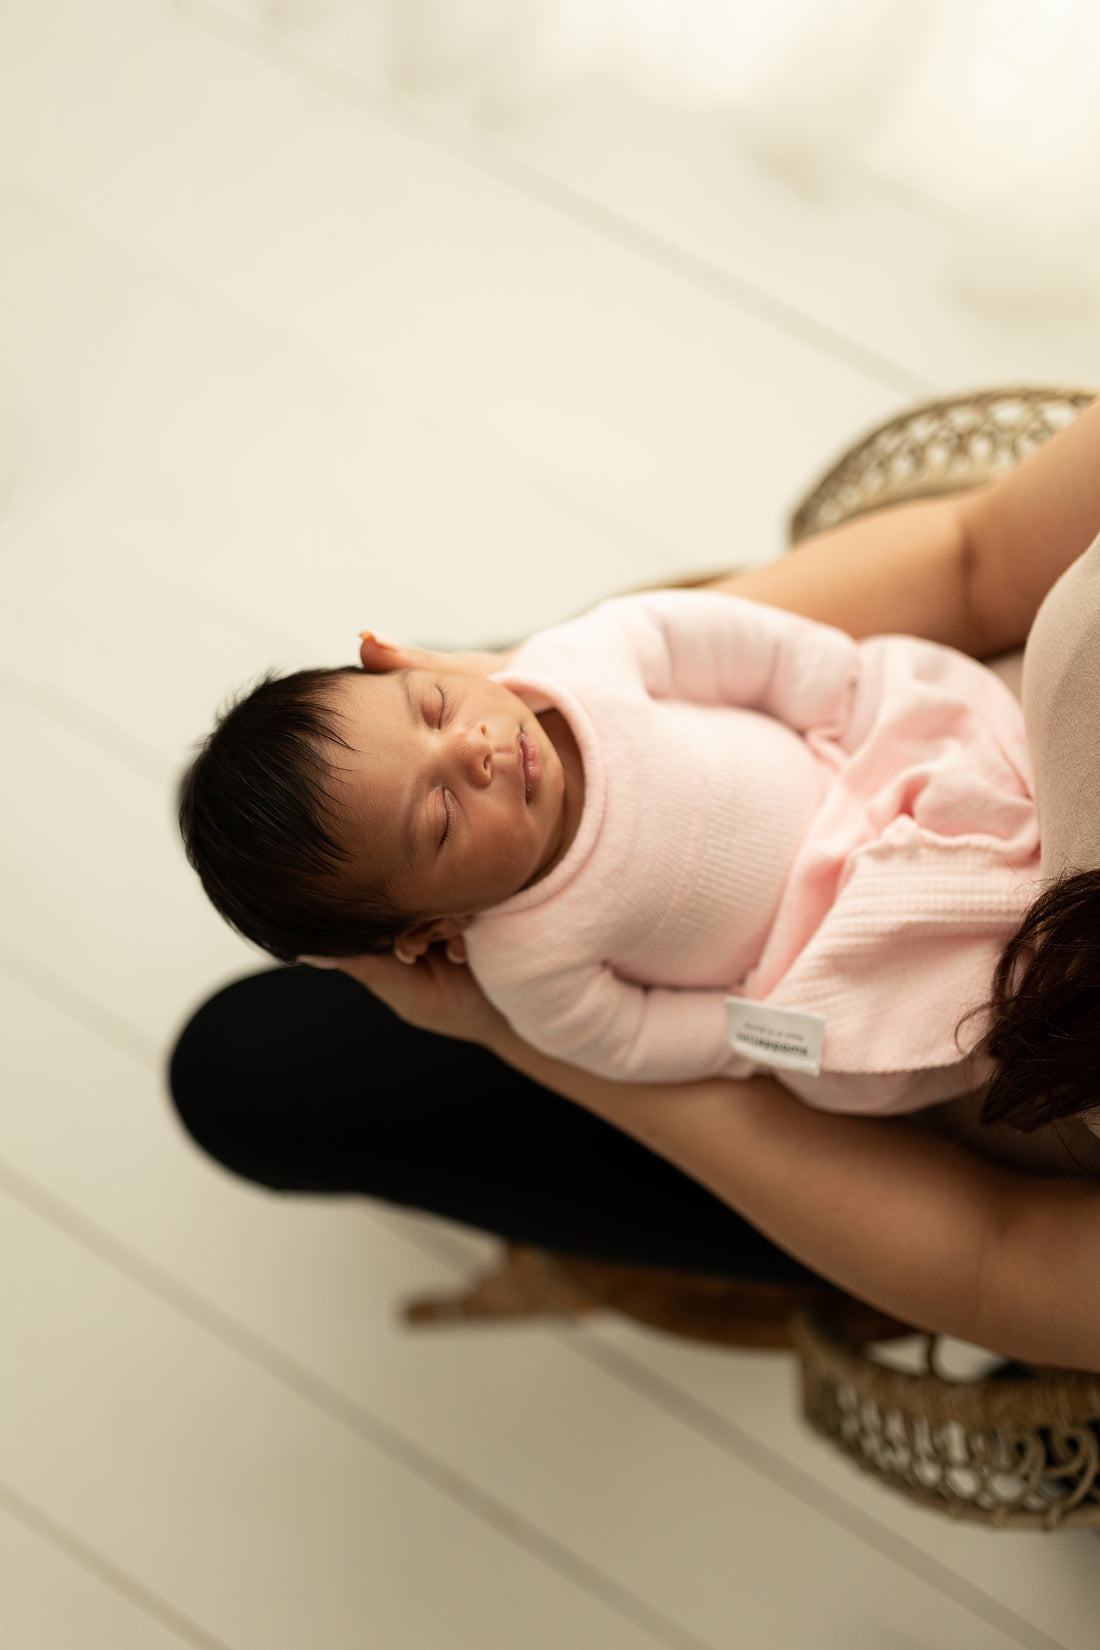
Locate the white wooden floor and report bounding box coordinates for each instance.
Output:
[4,3,1100,1646]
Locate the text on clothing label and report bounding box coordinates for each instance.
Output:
[725,997,825,1075]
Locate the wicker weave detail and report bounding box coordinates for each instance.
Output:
[792,1311,1100,1529]
[790,387,1095,544]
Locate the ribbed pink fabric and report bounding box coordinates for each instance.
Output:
[465,591,1040,1113]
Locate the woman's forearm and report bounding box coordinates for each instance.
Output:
[961,394,1100,655]
[489,1027,1100,1368]
[491,1029,998,1326]
[705,494,988,653]
[709,395,1100,658]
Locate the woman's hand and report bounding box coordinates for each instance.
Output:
[359,631,514,677]
[301,943,509,1047]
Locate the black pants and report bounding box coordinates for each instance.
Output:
[167,964,822,1285]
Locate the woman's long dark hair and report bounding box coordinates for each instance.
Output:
[976,868,1100,1133]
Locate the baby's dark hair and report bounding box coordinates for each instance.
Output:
[179,666,422,962]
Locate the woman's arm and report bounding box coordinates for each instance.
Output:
[359,498,981,671]
[326,949,1100,1372]
[489,1022,1100,1373]
[361,399,1100,672]
[705,396,1100,657]
[705,495,985,652]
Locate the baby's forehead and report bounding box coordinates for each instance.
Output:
[328,666,409,713]
[319,671,408,824]
[335,666,409,694]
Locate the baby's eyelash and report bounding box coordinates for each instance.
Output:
[437,685,449,725]
[440,791,452,847]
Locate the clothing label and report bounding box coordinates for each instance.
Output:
[725,998,825,1076]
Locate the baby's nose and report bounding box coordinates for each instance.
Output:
[458,722,492,785]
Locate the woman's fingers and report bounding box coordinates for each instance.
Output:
[358,632,423,674]
[333,951,411,996]
[358,630,514,677]
[301,946,503,1044]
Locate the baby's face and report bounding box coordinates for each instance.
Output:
[325,667,569,924]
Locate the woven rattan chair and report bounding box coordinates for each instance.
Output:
[405,386,1100,1529]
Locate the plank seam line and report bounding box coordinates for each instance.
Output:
[0,1158,724,1650]
[0,1477,234,1650]
[177,0,934,402]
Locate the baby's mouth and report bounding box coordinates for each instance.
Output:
[519,730,540,804]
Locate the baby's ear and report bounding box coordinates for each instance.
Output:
[393,914,472,964]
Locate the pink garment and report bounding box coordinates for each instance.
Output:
[464,590,1040,1112]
